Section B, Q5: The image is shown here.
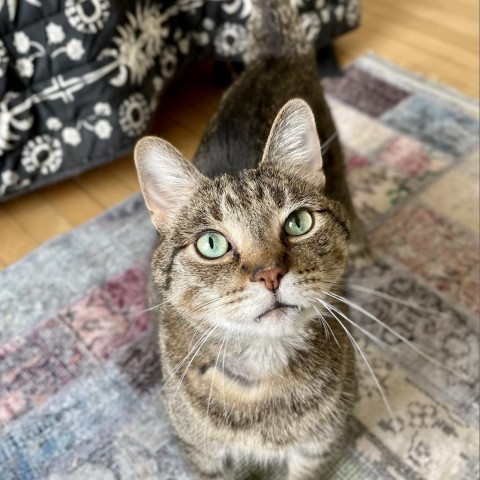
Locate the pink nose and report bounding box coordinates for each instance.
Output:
[253,267,287,291]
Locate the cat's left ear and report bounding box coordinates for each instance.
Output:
[261,99,324,182]
[134,136,206,229]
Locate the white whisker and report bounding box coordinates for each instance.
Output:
[205,331,229,452]
[348,284,449,318]
[221,330,231,419]
[313,305,339,347]
[172,325,218,401]
[318,298,396,424]
[162,323,215,390]
[314,305,330,340]
[187,317,211,353]
[320,131,338,154]
[141,300,168,313]
[318,297,390,350]
[325,291,467,381]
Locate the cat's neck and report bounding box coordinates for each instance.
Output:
[216,323,314,381]
[239,337,307,378]
[164,307,319,382]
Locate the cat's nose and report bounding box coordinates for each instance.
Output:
[253,266,287,292]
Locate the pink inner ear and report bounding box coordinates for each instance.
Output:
[134,136,206,229]
[150,208,168,230]
[262,99,323,175]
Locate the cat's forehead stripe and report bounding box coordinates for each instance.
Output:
[217,174,288,210]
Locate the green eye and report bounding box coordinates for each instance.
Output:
[196,232,230,259]
[285,210,313,236]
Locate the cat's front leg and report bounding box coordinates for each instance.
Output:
[178,438,232,480]
[286,438,341,480]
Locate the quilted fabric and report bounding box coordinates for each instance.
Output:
[0,0,360,201]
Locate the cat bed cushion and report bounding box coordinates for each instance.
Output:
[0,0,361,201]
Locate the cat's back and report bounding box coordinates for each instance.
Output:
[193,55,337,178]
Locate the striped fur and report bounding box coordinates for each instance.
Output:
[135,2,369,478]
[140,159,358,479]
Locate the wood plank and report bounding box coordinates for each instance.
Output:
[0,208,38,266]
[108,154,140,192]
[415,0,477,16]
[102,163,137,195]
[161,124,201,160]
[3,193,72,244]
[336,27,479,97]
[39,180,104,227]
[74,165,133,208]
[362,5,479,67]
[372,0,479,36]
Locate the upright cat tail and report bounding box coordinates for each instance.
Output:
[245,0,313,63]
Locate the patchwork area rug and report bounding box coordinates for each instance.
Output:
[0,54,478,480]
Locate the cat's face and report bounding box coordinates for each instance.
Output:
[135,99,349,339]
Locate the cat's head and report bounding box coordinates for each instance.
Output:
[135,99,349,340]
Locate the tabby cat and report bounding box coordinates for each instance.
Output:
[134,2,370,478]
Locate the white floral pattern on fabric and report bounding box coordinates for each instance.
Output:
[160,46,177,79]
[100,3,167,87]
[345,0,360,27]
[13,32,31,54]
[21,135,63,175]
[0,169,31,195]
[65,39,85,60]
[45,23,66,44]
[0,93,34,157]
[290,0,306,8]
[94,102,112,116]
[94,119,112,139]
[335,4,345,21]
[62,127,82,146]
[49,101,116,144]
[118,93,150,137]
[65,0,111,34]
[174,28,190,55]
[214,23,248,57]
[131,2,169,57]
[0,40,8,78]
[1,169,19,187]
[46,117,62,131]
[321,7,331,23]
[0,0,361,200]
[193,31,210,47]
[202,18,215,31]
[13,30,46,78]
[52,38,86,61]
[300,12,321,42]
[221,0,252,19]
[16,58,34,78]
[152,77,164,93]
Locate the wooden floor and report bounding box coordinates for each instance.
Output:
[1,0,478,269]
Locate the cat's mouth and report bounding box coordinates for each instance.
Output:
[256,301,298,321]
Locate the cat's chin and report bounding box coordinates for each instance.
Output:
[254,307,314,336]
[255,302,299,322]
[209,306,315,341]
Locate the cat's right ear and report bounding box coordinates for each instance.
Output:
[134,136,205,229]
[261,99,325,184]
